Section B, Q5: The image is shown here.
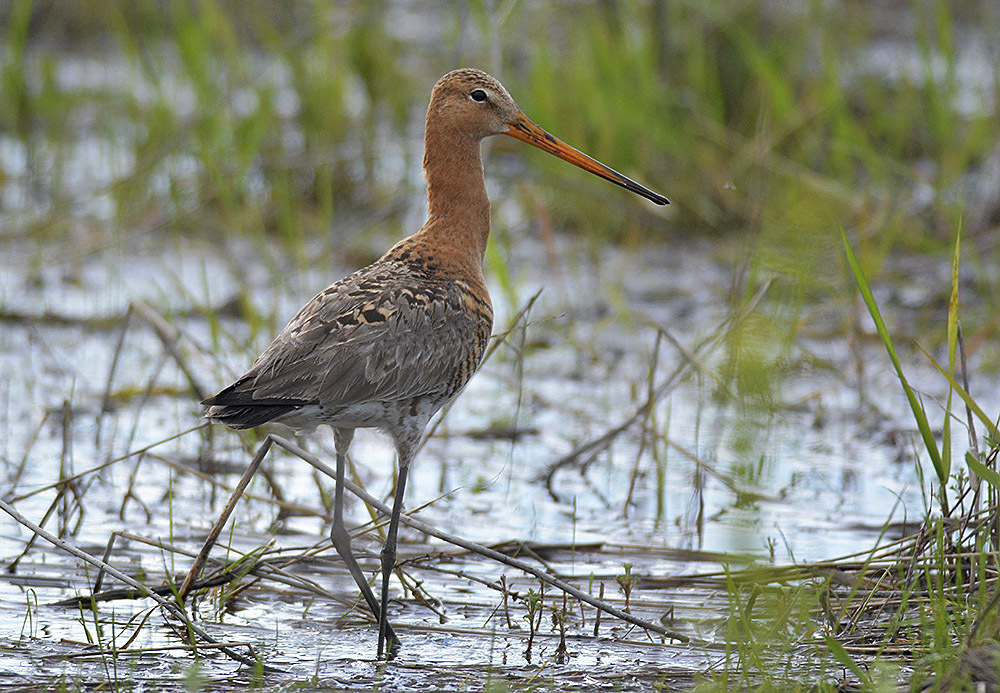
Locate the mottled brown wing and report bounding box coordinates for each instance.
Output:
[213,262,490,411]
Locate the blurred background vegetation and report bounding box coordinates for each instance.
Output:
[2,7,999,683]
[1,0,998,326]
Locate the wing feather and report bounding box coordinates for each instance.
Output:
[208,260,491,417]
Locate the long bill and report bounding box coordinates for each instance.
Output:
[503,112,669,206]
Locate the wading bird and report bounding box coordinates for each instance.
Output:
[202,68,668,659]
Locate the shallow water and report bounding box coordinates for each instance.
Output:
[2,221,994,689]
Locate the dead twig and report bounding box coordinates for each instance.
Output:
[178,435,273,600]
[8,423,209,504]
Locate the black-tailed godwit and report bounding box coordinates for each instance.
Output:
[202,68,669,659]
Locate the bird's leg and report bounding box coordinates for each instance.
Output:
[329,427,399,653]
[377,437,415,660]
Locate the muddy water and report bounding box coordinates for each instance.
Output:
[2,219,992,690]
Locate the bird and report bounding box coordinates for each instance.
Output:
[201,68,669,660]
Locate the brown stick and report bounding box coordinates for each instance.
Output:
[177,435,273,600]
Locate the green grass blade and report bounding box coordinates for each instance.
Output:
[946,222,960,379]
[942,222,961,480]
[824,634,867,682]
[915,342,1000,441]
[967,453,1000,491]
[841,230,947,485]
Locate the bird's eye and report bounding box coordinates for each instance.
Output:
[469,89,488,103]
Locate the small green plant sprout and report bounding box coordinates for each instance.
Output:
[522,586,543,661]
[553,594,569,663]
[617,562,638,613]
[183,660,206,692]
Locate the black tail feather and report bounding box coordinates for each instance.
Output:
[202,382,314,430]
[203,403,303,429]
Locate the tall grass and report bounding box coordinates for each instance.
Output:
[3,1,996,252]
[696,225,1000,690]
[510,0,996,240]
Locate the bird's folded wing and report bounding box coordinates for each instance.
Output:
[214,268,487,409]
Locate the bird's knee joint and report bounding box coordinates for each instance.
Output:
[331,525,352,548]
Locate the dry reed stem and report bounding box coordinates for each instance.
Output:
[177,435,272,600]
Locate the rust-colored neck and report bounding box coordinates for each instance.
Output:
[420,116,491,267]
